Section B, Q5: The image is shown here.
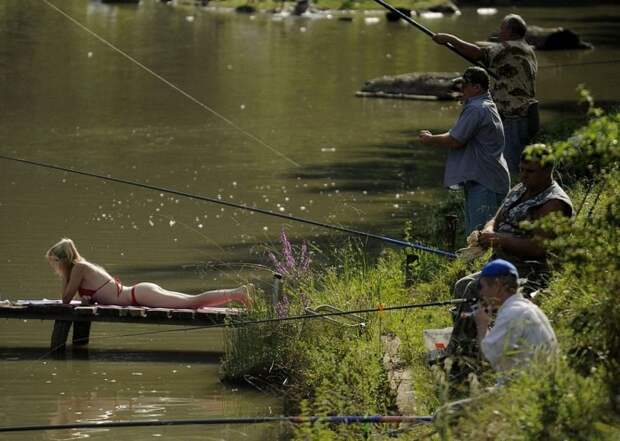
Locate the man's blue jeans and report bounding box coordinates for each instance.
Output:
[463,181,506,234]
[503,116,530,174]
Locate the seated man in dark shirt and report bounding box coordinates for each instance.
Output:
[446,144,573,368]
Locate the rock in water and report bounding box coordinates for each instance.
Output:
[293,0,307,16]
[385,8,412,22]
[357,72,462,101]
[525,26,593,50]
[426,1,460,15]
[235,5,256,14]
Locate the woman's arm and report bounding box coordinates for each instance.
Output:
[62,263,85,304]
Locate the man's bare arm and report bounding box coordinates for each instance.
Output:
[418,130,464,149]
[479,200,570,259]
[433,33,484,61]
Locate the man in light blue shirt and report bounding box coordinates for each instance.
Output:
[419,67,510,234]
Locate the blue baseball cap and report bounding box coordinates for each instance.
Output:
[480,259,519,279]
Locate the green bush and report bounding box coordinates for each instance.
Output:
[445,359,617,440]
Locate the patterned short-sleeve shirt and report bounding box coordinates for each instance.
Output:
[481,40,538,118]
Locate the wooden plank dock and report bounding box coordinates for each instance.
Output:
[0,300,244,353]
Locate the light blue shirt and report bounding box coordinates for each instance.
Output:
[446,92,510,195]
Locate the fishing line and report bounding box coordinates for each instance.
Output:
[370,0,498,79]
[1,296,468,383]
[575,179,595,218]
[539,58,620,69]
[0,154,457,258]
[151,213,253,284]
[64,297,473,344]
[4,296,460,414]
[39,0,300,168]
[587,178,606,220]
[0,414,433,433]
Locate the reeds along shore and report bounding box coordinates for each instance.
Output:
[222,98,620,440]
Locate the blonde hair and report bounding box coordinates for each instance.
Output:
[46,238,83,267]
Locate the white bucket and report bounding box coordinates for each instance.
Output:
[423,327,453,352]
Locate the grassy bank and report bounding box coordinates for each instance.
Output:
[221,96,620,439]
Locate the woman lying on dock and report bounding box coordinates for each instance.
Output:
[46,238,252,309]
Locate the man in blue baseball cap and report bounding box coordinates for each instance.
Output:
[473,259,557,374]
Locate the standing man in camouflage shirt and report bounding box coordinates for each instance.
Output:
[432,14,538,174]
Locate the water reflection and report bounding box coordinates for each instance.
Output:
[0,347,224,363]
[1,355,282,440]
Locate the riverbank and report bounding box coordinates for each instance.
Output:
[183,0,617,13]
[194,0,448,12]
[221,95,620,439]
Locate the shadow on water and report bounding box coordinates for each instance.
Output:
[113,133,457,288]
[0,347,223,363]
[539,100,620,113]
[285,136,446,194]
[119,214,451,279]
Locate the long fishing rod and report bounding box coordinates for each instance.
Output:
[0,415,433,433]
[60,298,475,346]
[3,296,470,388]
[229,297,472,327]
[0,154,457,258]
[370,0,498,79]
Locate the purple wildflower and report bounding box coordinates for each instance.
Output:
[275,295,290,318]
[281,229,296,272]
[270,228,311,277]
[299,243,311,273]
[268,251,288,276]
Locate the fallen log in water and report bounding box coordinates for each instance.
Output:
[356,72,461,101]
[486,26,593,51]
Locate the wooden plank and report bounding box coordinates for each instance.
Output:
[14,300,81,306]
[0,304,27,312]
[74,306,97,317]
[96,306,124,318]
[50,320,72,353]
[197,307,243,316]
[170,309,195,320]
[72,321,91,346]
[29,303,74,314]
[125,307,147,318]
[146,308,171,320]
[0,301,241,327]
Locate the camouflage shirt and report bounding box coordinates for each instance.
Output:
[481,40,538,118]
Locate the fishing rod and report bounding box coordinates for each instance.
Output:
[228,297,473,328]
[370,0,498,79]
[0,154,457,259]
[60,298,475,345]
[2,296,471,388]
[0,415,433,433]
